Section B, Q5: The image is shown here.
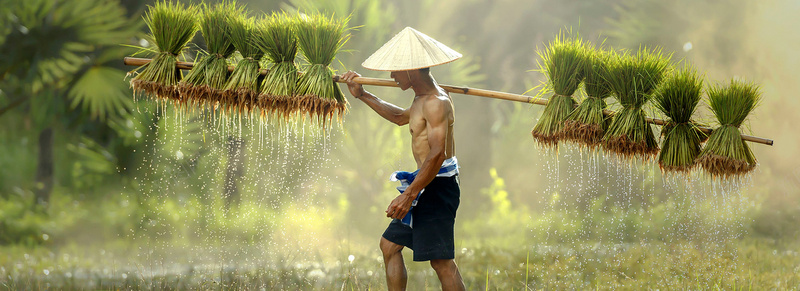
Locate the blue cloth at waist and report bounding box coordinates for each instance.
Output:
[389,157,459,227]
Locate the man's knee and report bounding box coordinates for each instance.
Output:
[430,259,456,273]
[380,237,403,256]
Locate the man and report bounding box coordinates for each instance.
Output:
[341,27,466,291]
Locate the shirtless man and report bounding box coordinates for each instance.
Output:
[341,27,466,290]
[342,66,465,291]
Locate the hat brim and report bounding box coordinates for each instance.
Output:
[361,27,462,71]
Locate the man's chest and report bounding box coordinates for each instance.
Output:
[407,101,427,137]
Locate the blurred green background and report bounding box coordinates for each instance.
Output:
[1,0,799,289]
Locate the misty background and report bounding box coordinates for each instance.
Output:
[1,0,799,289]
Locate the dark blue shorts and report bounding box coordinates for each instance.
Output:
[382,175,460,261]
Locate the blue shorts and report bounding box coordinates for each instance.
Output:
[382,175,460,261]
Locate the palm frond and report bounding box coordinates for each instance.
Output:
[2,0,136,92]
[69,67,134,121]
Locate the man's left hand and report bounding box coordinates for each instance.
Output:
[386,192,416,219]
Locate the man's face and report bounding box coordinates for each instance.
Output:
[390,70,412,91]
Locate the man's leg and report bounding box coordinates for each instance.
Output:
[380,237,407,291]
[430,259,465,291]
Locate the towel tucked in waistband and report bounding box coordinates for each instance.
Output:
[389,157,459,228]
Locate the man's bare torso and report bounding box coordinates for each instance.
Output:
[408,87,456,168]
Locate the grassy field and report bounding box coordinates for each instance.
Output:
[2,168,797,290]
[2,238,799,290]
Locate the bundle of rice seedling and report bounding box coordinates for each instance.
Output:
[602,47,671,160]
[652,64,706,173]
[696,80,761,178]
[530,32,589,148]
[130,1,198,104]
[178,1,241,108]
[561,49,614,149]
[253,11,299,120]
[221,13,264,115]
[295,12,351,126]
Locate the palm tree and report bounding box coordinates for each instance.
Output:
[0,0,140,206]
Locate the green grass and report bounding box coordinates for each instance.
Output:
[294,12,351,127]
[221,13,264,116]
[253,11,300,120]
[561,49,615,149]
[602,47,671,161]
[179,1,241,108]
[530,30,589,148]
[697,80,761,179]
[3,181,794,290]
[3,239,798,290]
[130,1,199,104]
[652,64,706,173]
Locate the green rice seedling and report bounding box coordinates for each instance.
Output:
[652,64,706,173]
[179,54,211,107]
[602,47,671,161]
[179,1,241,109]
[295,12,351,127]
[222,13,264,116]
[130,1,198,105]
[253,11,299,120]
[696,80,761,179]
[561,48,615,149]
[530,31,589,148]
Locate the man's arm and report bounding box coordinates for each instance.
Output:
[386,95,450,219]
[341,71,409,126]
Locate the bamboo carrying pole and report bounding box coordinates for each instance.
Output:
[124,57,774,146]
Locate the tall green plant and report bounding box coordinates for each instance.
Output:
[602,47,671,160]
[254,11,299,120]
[530,31,588,148]
[0,0,139,204]
[130,1,199,105]
[652,64,705,173]
[179,1,241,109]
[696,80,760,179]
[295,12,351,127]
[561,49,614,149]
[221,13,264,116]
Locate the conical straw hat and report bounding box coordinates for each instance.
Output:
[362,27,462,71]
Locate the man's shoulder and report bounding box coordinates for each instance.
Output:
[420,94,451,110]
[419,92,453,124]
[421,90,452,105]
